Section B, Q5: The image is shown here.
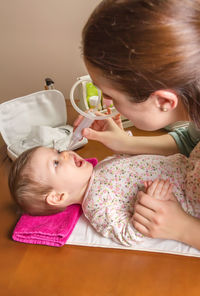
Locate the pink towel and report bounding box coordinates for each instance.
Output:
[12,158,98,247]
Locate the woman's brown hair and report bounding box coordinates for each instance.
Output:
[82,0,200,127]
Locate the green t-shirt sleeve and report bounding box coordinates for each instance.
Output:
[169,125,200,157]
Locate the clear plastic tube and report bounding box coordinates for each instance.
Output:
[68,76,118,149]
[68,113,95,149]
[70,78,117,120]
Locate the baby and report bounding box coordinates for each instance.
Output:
[8,143,200,246]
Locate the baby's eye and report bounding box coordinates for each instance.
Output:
[54,160,59,167]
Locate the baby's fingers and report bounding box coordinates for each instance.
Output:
[146,179,159,196]
[157,179,173,200]
[152,179,173,200]
[146,179,173,200]
[163,183,174,201]
[144,180,153,192]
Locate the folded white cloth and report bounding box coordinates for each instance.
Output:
[9,125,85,156]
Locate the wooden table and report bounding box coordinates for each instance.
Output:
[1,127,200,296]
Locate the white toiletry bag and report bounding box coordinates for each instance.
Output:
[0,90,87,160]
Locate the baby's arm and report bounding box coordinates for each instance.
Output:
[83,204,143,247]
[144,179,175,201]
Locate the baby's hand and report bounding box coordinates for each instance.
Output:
[144,179,174,201]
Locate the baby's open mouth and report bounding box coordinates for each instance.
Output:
[73,156,84,167]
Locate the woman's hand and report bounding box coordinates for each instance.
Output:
[133,181,189,241]
[73,111,129,153]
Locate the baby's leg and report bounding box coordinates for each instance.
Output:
[144,179,174,201]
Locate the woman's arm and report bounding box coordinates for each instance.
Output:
[123,133,179,155]
[74,111,179,155]
[80,117,179,155]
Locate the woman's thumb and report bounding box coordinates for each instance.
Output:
[82,128,102,142]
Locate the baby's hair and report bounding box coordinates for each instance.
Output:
[82,0,200,127]
[8,147,65,216]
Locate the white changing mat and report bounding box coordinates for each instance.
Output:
[67,214,200,258]
[9,125,86,155]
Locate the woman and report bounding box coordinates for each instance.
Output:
[74,0,200,249]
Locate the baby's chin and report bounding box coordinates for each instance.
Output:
[87,161,94,170]
[87,161,94,175]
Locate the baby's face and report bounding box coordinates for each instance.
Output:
[29,147,93,196]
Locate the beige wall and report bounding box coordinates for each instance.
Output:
[0,0,101,103]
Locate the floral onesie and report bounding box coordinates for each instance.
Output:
[82,142,200,246]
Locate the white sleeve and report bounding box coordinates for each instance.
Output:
[84,202,143,247]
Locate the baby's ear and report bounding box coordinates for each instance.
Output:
[46,191,68,206]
